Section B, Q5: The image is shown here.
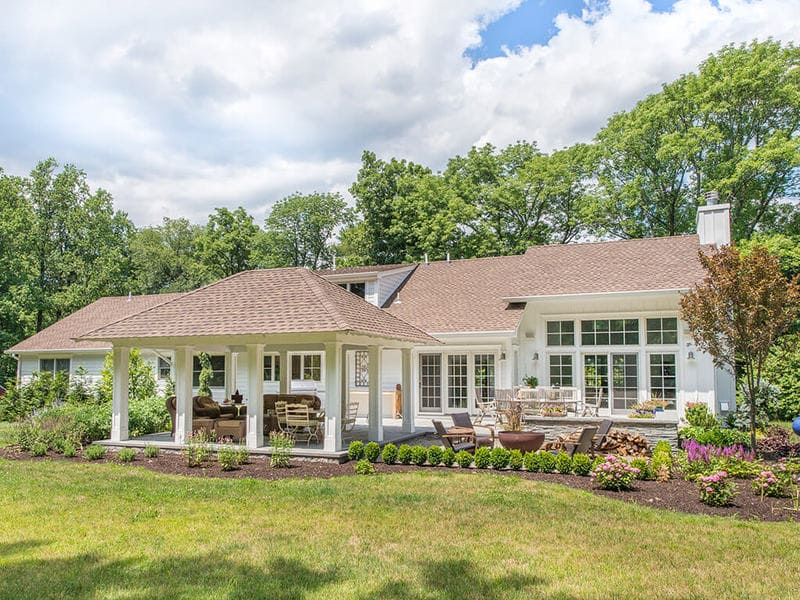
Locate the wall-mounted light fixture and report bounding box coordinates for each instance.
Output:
[500,352,506,361]
[687,351,695,360]
[532,352,540,361]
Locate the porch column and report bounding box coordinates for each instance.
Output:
[246,343,264,449]
[401,347,414,433]
[174,346,193,444]
[224,351,233,400]
[278,349,289,394]
[368,344,384,442]
[323,342,343,452]
[110,346,129,442]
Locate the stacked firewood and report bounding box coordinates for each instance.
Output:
[598,430,651,457]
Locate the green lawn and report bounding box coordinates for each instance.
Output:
[1,461,799,599]
[0,421,14,447]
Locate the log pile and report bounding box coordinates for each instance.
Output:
[598,430,650,457]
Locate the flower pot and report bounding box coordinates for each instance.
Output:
[793,416,800,436]
[498,431,545,453]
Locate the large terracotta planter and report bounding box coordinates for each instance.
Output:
[498,431,545,453]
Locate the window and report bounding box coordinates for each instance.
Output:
[549,355,573,387]
[646,317,678,345]
[447,354,468,409]
[546,320,575,346]
[354,351,369,387]
[583,354,609,409]
[474,354,496,401]
[649,354,677,409]
[192,355,225,388]
[611,354,639,411]
[39,358,70,375]
[291,353,322,381]
[581,319,639,345]
[157,358,171,380]
[419,354,441,410]
[263,354,280,382]
[339,282,366,298]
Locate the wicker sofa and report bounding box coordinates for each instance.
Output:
[165,395,237,435]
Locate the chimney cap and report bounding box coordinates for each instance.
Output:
[704,190,719,205]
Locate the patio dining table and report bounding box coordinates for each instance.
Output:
[502,387,580,416]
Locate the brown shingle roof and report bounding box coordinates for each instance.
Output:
[7,293,184,353]
[386,235,706,334]
[79,268,436,344]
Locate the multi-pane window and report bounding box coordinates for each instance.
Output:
[447,354,468,409]
[39,358,71,374]
[646,317,678,345]
[546,320,575,346]
[192,355,225,388]
[548,355,573,387]
[581,319,639,345]
[474,354,496,401]
[263,354,281,382]
[583,354,609,408]
[649,354,677,409]
[420,354,442,410]
[291,354,322,382]
[611,354,639,410]
[338,282,366,298]
[354,351,369,387]
[158,358,171,380]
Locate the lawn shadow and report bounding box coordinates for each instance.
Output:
[0,539,48,555]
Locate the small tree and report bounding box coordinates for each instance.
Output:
[96,349,158,403]
[680,245,800,448]
[197,352,213,398]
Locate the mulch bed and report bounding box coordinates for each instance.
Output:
[2,446,797,522]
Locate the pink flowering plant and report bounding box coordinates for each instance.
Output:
[591,455,639,491]
[752,469,790,499]
[697,470,737,506]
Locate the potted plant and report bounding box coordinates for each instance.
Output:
[541,404,566,417]
[497,402,544,452]
[629,400,656,419]
[522,375,538,388]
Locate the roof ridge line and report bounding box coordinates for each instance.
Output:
[300,269,351,331]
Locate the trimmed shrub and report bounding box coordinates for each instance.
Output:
[592,455,606,471]
[117,448,137,463]
[348,440,365,461]
[630,457,653,480]
[554,451,573,474]
[218,447,240,471]
[364,441,381,463]
[411,445,428,466]
[354,459,376,475]
[474,447,491,469]
[523,451,537,472]
[455,450,473,468]
[535,450,556,473]
[572,453,592,476]
[397,444,413,465]
[144,445,159,459]
[508,449,523,471]
[427,445,444,466]
[62,442,77,458]
[441,447,456,467]
[84,445,106,460]
[489,447,510,470]
[381,443,398,465]
[269,431,293,468]
[685,403,718,428]
[30,442,48,457]
[653,440,673,456]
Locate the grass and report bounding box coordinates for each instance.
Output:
[1,461,799,599]
[0,421,14,447]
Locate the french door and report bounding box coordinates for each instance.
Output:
[420,354,442,411]
[419,352,497,413]
[584,353,640,413]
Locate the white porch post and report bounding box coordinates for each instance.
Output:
[174,346,193,444]
[111,346,129,442]
[401,347,414,433]
[278,349,289,394]
[323,342,343,452]
[368,344,384,442]
[246,344,264,449]
[224,351,233,400]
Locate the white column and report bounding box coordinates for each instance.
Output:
[224,351,233,400]
[174,346,193,444]
[246,344,265,449]
[368,344,384,442]
[323,342,343,452]
[111,346,129,442]
[401,347,414,433]
[278,349,289,394]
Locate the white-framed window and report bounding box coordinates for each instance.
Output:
[649,353,677,409]
[447,354,469,409]
[291,353,322,382]
[338,282,366,299]
[581,319,639,346]
[39,358,70,375]
[192,355,225,388]
[263,354,280,382]
[474,354,496,401]
[548,354,573,387]
[546,320,575,346]
[157,358,171,380]
[354,351,369,387]
[646,317,678,345]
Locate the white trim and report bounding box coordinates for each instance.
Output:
[502,288,687,303]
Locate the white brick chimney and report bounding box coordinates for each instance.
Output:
[696,191,731,247]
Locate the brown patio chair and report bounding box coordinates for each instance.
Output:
[450,412,494,448]
[562,426,598,458]
[432,420,475,453]
[592,419,614,453]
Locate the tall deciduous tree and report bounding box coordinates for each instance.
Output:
[264,192,351,269]
[680,245,800,448]
[196,207,263,281]
[131,217,204,293]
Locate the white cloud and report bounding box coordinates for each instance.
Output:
[0,0,798,224]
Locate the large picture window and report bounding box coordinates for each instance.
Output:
[291,353,322,382]
[546,320,575,346]
[581,319,639,346]
[263,354,280,382]
[39,358,71,375]
[649,353,677,409]
[549,355,573,387]
[192,355,225,388]
[646,317,678,345]
[354,351,369,387]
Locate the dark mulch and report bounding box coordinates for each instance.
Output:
[2,446,797,522]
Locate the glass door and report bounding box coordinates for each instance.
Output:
[583,354,609,410]
[474,354,496,403]
[611,354,639,411]
[446,354,468,411]
[419,354,442,411]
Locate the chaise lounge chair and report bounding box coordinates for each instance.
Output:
[433,420,476,453]
[450,412,495,448]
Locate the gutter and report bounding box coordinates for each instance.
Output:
[501,288,688,303]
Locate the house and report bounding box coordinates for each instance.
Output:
[5,200,734,454]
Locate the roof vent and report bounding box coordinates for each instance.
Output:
[332,253,337,270]
[446,252,450,263]
[393,292,401,305]
[127,291,132,302]
[704,190,719,206]
[424,253,428,265]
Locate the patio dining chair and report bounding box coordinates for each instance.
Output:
[473,390,497,425]
[432,420,475,453]
[450,412,494,448]
[274,400,288,432]
[342,400,359,438]
[284,403,321,446]
[581,388,603,417]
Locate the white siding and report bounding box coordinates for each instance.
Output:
[377,268,414,307]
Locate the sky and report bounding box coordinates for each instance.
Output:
[1,0,799,226]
